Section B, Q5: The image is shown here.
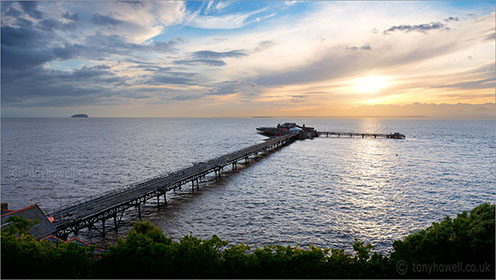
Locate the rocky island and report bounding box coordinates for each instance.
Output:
[70,114,89,118]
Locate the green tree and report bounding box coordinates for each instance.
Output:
[389,203,495,278]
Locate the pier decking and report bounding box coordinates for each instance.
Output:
[48,134,296,238]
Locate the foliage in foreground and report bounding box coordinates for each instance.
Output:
[1,203,494,278]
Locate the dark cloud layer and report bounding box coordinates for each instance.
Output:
[1,5,188,108]
[2,64,127,106]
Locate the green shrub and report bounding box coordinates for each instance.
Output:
[1,216,95,278]
[390,202,495,278]
[2,203,494,278]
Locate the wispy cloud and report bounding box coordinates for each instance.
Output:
[383,22,449,34]
[187,7,267,29]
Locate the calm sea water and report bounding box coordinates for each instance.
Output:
[1,118,495,252]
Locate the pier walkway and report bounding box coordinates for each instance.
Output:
[318,131,405,139]
[48,134,296,238]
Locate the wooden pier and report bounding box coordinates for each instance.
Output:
[318,131,405,139]
[48,134,296,239]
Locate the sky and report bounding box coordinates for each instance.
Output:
[1,1,495,118]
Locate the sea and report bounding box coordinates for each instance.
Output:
[1,118,495,253]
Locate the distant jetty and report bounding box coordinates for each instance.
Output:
[70,114,89,118]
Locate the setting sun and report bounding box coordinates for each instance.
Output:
[354,76,390,93]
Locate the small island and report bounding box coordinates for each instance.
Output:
[70,114,89,118]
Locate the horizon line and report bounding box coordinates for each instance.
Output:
[2,116,495,120]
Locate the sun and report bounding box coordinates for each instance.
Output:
[354,76,390,93]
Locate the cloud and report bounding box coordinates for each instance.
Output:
[204,1,230,14]
[1,64,127,106]
[255,49,362,87]
[252,10,493,89]
[254,40,275,52]
[215,2,230,12]
[91,13,125,26]
[170,94,203,101]
[174,59,226,66]
[484,32,495,41]
[345,44,372,52]
[4,6,22,18]
[187,7,267,29]
[349,103,496,118]
[148,76,193,85]
[171,49,247,67]
[126,62,173,73]
[206,81,260,96]
[62,11,79,21]
[433,77,495,90]
[19,1,43,19]
[38,19,78,31]
[152,39,183,51]
[383,22,448,34]
[444,16,459,22]
[1,25,58,70]
[1,1,494,116]
[140,70,198,86]
[118,1,145,9]
[192,50,247,59]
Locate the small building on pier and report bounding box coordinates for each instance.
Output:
[257,123,318,139]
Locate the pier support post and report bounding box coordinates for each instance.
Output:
[102,218,106,236]
[137,203,142,220]
[113,213,118,230]
[164,192,167,204]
